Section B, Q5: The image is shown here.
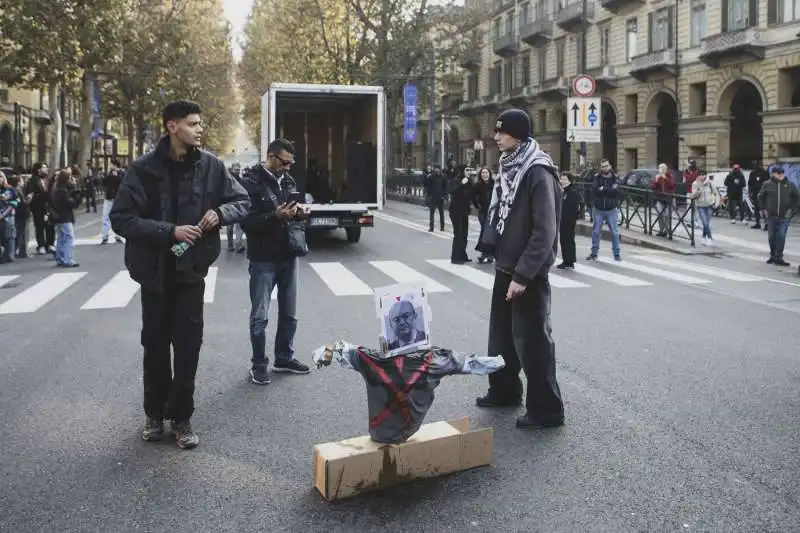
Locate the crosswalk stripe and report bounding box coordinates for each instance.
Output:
[369,260,451,292]
[310,262,374,296]
[81,271,140,309]
[712,234,771,253]
[548,273,590,289]
[573,263,653,287]
[632,255,763,282]
[595,257,711,285]
[0,272,87,314]
[204,267,218,303]
[0,275,20,289]
[426,259,494,289]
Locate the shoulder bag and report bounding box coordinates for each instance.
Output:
[263,185,308,257]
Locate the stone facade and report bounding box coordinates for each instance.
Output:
[457,0,800,172]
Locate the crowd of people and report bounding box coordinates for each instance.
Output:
[0,161,126,267]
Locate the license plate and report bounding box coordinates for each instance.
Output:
[311,217,339,226]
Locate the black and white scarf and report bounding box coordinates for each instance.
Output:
[489,138,557,235]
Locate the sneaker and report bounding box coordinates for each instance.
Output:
[101,238,108,245]
[249,366,271,385]
[172,420,200,450]
[614,255,622,261]
[766,257,775,264]
[775,259,791,267]
[273,359,311,375]
[585,254,597,261]
[142,417,164,442]
[556,262,574,270]
[515,414,565,429]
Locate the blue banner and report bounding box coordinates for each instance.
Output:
[403,83,417,144]
[91,77,101,140]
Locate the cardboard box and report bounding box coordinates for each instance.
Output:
[313,417,493,501]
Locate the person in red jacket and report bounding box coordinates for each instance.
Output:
[651,163,676,237]
[683,159,701,192]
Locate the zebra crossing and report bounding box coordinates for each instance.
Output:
[0,253,771,316]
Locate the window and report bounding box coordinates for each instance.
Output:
[521,53,531,86]
[690,0,707,46]
[503,59,514,92]
[505,13,513,36]
[575,33,585,72]
[536,0,549,20]
[467,73,479,101]
[493,18,501,40]
[649,8,670,51]
[778,0,800,22]
[520,2,530,26]
[555,38,565,77]
[599,26,610,66]
[626,19,638,62]
[490,64,502,94]
[726,0,752,31]
[538,47,547,81]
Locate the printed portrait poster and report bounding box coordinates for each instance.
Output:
[373,283,432,357]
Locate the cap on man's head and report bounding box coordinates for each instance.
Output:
[494,109,532,141]
[773,166,785,174]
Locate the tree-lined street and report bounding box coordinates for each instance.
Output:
[2,203,799,532]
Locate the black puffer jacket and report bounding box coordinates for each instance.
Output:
[109,136,250,291]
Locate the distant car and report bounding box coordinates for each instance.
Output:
[621,168,682,189]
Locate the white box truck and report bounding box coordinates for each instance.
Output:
[260,83,386,243]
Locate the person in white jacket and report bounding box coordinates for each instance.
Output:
[690,173,720,246]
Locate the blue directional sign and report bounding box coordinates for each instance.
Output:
[566,97,602,143]
[403,83,417,144]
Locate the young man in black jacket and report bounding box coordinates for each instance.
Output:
[240,138,311,386]
[110,100,250,450]
[476,108,565,429]
[448,161,473,264]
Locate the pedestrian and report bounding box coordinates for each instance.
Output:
[84,166,98,213]
[587,158,621,261]
[424,165,447,232]
[724,165,747,223]
[25,162,55,255]
[448,161,472,264]
[650,163,676,237]
[101,160,123,244]
[109,100,250,449]
[748,164,770,230]
[9,174,30,258]
[757,166,799,267]
[240,138,311,386]
[557,171,580,269]
[475,108,565,429]
[473,166,494,264]
[51,169,79,268]
[0,171,17,264]
[689,172,719,246]
[226,162,246,253]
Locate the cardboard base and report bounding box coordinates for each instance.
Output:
[313,417,493,501]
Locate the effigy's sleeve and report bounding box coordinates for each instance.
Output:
[311,341,379,372]
[427,349,506,376]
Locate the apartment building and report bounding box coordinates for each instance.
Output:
[451,0,800,173]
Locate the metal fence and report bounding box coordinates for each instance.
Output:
[386,172,697,246]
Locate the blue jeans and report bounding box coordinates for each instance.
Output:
[249,259,299,368]
[1,217,15,262]
[767,216,791,261]
[55,222,75,265]
[697,206,713,239]
[590,208,620,257]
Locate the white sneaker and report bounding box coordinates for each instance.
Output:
[730,219,736,224]
[701,237,709,246]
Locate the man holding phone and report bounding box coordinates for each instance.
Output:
[241,138,311,385]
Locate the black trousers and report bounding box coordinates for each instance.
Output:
[449,210,469,261]
[141,281,205,421]
[487,271,564,417]
[85,193,96,212]
[32,211,55,249]
[429,200,444,230]
[559,222,576,265]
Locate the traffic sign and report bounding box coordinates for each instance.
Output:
[572,74,596,97]
[566,97,602,144]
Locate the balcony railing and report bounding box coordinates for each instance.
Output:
[599,0,644,12]
[519,19,554,46]
[556,1,594,29]
[699,28,765,67]
[492,33,519,58]
[629,49,677,81]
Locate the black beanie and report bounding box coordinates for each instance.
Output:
[494,108,532,140]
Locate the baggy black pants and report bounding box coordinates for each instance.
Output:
[429,199,444,230]
[559,222,576,265]
[141,281,205,421]
[487,270,564,418]
[32,211,55,249]
[449,210,469,261]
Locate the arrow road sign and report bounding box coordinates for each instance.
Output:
[566,97,602,144]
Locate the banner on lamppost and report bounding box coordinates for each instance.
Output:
[403,83,417,144]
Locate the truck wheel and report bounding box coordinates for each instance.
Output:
[345,227,361,243]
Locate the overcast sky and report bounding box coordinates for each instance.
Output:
[222,0,254,61]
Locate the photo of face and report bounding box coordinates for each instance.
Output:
[375,284,432,356]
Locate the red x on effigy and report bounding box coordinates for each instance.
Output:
[358,349,432,433]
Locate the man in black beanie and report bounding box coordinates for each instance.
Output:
[475,108,565,429]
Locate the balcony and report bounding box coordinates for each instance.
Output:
[539,76,568,100]
[493,0,514,16]
[519,19,554,46]
[599,0,644,13]
[458,99,485,117]
[440,80,464,111]
[507,85,537,106]
[556,1,595,31]
[482,93,504,111]
[629,49,677,81]
[699,28,765,68]
[588,65,620,90]
[493,33,519,58]
[459,51,481,71]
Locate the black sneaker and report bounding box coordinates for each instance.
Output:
[515,414,564,429]
[172,420,200,450]
[273,359,311,374]
[775,259,791,267]
[475,393,522,408]
[142,417,164,442]
[249,366,271,385]
[766,257,775,264]
[556,262,574,270]
[586,254,597,261]
[614,255,622,261]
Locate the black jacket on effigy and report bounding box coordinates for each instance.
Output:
[109,136,249,291]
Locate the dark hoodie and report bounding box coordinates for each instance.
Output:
[724,169,746,200]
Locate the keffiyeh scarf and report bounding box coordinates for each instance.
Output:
[488,138,557,235]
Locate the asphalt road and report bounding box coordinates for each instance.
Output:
[1,201,799,533]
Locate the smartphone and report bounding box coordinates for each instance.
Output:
[288,192,304,205]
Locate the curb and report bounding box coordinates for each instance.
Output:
[575,221,718,256]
